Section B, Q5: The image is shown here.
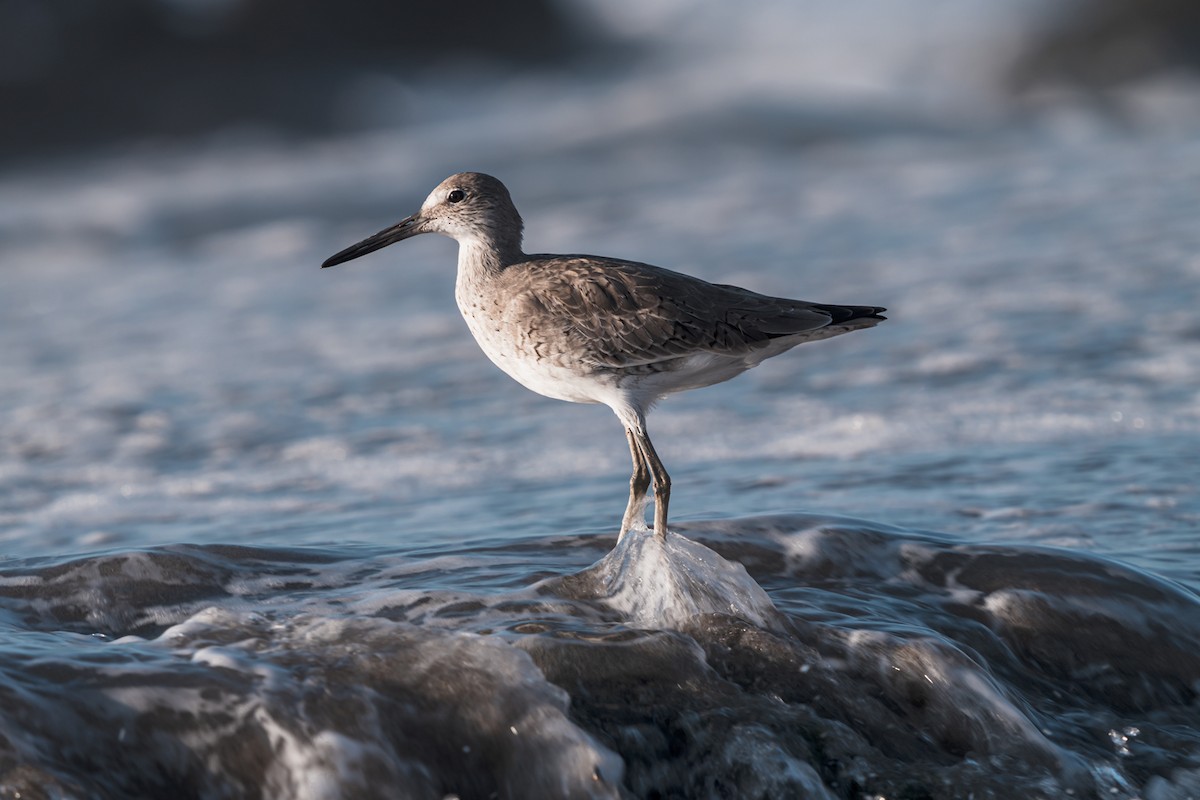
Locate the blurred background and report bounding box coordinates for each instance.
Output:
[2,0,1199,582]
[3,0,1200,160]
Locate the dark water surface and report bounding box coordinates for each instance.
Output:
[1,516,1197,798]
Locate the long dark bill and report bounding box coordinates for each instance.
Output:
[321,214,421,268]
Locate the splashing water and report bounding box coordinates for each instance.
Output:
[2,516,1196,798]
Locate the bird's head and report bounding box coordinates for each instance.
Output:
[321,172,524,268]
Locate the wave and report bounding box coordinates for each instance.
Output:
[1,514,1196,798]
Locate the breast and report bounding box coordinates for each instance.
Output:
[455,293,611,406]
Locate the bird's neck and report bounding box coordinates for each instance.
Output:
[456,236,524,283]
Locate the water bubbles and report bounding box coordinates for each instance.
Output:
[1108,726,1140,757]
[1111,410,1148,429]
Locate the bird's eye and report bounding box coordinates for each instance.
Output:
[447,189,466,204]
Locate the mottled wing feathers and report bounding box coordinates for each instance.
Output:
[504,256,871,370]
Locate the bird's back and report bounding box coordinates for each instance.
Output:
[498,255,881,360]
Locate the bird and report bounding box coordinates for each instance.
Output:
[322,173,885,541]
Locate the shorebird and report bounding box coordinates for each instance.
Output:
[322,173,885,540]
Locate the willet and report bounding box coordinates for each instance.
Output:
[323,173,885,540]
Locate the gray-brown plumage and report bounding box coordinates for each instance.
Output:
[323,172,886,540]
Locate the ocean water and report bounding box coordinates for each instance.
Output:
[3,3,1200,798]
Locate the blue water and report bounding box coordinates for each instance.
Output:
[2,3,1200,797]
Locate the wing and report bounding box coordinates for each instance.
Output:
[503,256,843,370]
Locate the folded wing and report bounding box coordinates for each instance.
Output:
[506,257,883,370]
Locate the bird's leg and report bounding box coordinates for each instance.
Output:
[619,427,650,541]
[631,427,671,539]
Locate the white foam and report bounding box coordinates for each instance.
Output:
[588,529,781,630]
[134,610,626,798]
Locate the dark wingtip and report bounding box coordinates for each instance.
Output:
[815,303,888,323]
